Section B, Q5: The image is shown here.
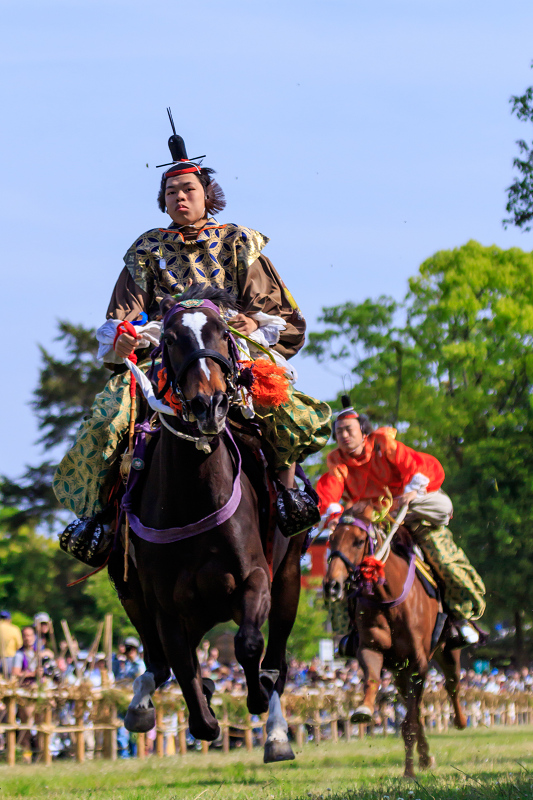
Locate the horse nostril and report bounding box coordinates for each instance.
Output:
[213,392,229,419]
[189,395,209,418]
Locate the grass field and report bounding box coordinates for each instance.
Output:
[1,726,532,800]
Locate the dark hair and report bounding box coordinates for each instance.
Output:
[333,412,373,441]
[157,167,226,215]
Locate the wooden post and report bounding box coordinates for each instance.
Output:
[313,711,321,743]
[138,732,146,759]
[102,702,117,760]
[7,696,16,767]
[109,703,118,761]
[201,739,209,755]
[43,705,53,766]
[358,723,365,739]
[104,614,113,686]
[222,709,230,754]
[61,620,83,680]
[156,707,165,757]
[296,722,304,748]
[167,733,176,756]
[244,715,253,751]
[178,708,187,755]
[331,717,338,743]
[81,621,104,675]
[75,700,85,763]
[344,716,352,741]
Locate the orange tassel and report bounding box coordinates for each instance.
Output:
[157,368,182,413]
[240,358,290,408]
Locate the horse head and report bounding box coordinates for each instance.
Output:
[158,287,240,436]
[323,502,375,601]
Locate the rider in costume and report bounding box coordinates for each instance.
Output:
[316,403,486,645]
[54,120,331,526]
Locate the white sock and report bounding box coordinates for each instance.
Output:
[458,621,479,644]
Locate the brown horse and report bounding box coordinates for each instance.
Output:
[324,503,466,778]
[109,286,304,762]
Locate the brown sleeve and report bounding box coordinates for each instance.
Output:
[237,255,306,359]
[106,267,151,321]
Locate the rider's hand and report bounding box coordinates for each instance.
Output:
[393,490,418,511]
[231,314,259,335]
[115,332,138,358]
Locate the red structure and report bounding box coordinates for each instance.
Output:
[301,530,330,588]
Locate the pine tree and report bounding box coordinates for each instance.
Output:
[1,321,107,529]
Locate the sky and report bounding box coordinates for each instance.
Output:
[2,0,533,478]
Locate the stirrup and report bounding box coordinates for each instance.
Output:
[276,486,321,538]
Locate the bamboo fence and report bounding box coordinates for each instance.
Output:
[0,680,531,766]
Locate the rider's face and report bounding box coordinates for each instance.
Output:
[165,173,207,226]
[336,418,366,456]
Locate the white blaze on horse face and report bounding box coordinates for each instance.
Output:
[182,312,211,380]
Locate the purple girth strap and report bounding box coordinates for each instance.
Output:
[121,425,242,544]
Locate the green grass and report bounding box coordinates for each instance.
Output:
[0,726,532,799]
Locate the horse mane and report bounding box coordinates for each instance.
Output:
[177,284,240,311]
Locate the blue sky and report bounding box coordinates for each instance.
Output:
[2,0,533,477]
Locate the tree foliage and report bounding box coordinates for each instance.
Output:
[504,62,533,231]
[0,321,107,530]
[287,585,330,661]
[306,241,533,632]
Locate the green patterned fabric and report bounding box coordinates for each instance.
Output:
[325,597,351,636]
[53,374,332,518]
[410,523,486,620]
[53,371,132,517]
[253,385,332,470]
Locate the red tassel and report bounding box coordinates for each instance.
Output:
[157,368,182,413]
[240,358,290,408]
[359,556,386,584]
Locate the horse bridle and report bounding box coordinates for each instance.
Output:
[156,301,240,421]
[327,515,377,585]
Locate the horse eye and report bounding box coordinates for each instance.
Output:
[163,332,176,346]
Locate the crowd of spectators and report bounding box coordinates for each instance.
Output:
[1,608,533,760]
[2,610,533,696]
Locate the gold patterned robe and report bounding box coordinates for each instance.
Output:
[53,220,331,517]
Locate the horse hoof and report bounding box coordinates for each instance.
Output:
[124,703,156,733]
[189,721,220,742]
[264,740,295,763]
[419,755,435,770]
[351,705,373,724]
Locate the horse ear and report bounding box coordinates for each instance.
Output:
[362,503,375,520]
[159,295,177,317]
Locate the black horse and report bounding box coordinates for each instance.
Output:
[110,286,305,762]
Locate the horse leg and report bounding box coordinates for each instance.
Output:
[113,565,171,733]
[352,647,383,723]
[260,536,303,763]
[433,643,467,729]
[157,613,220,742]
[233,566,271,716]
[397,664,430,778]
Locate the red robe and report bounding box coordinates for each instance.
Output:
[316,427,445,514]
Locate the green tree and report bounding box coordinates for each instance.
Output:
[306,241,533,657]
[1,321,106,530]
[504,62,533,231]
[287,585,330,661]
